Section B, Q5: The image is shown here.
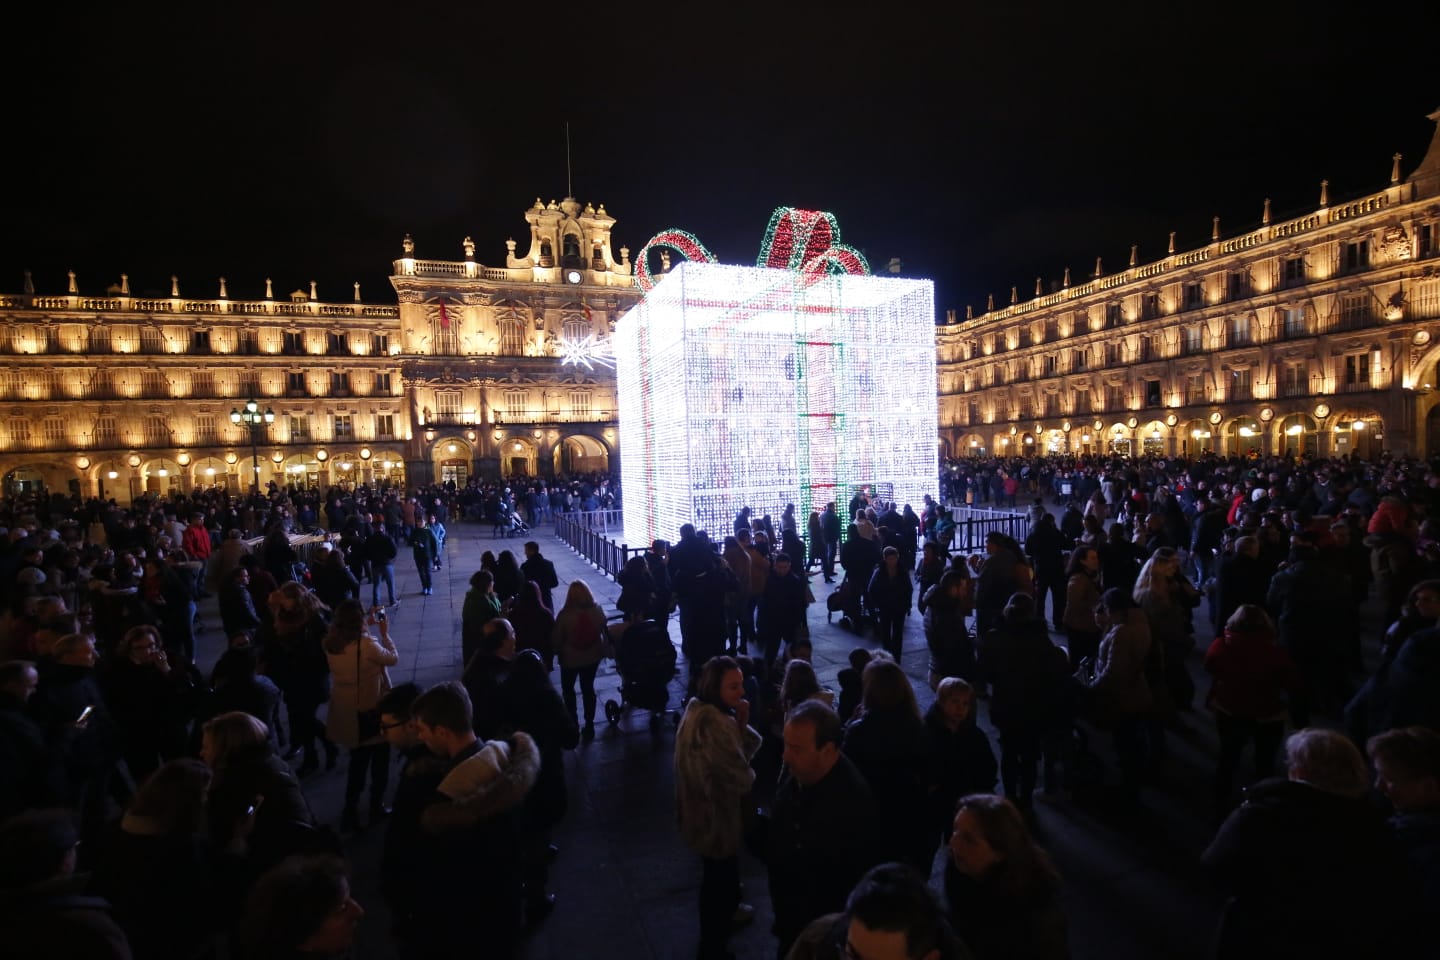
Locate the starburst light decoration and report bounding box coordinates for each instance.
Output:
[556,332,615,370]
[616,258,937,549]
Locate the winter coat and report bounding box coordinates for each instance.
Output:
[1062,570,1101,633]
[758,569,809,638]
[867,564,913,622]
[1201,777,1418,959]
[1204,627,1300,721]
[981,619,1070,734]
[674,698,762,859]
[843,706,930,866]
[1345,626,1440,741]
[922,704,998,840]
[461,589,502,667]
[1265,555,1355,661]
[1086,608,1153,722]
[552,602,608,670]
[207,743,317,870]
[324,633,397,748]
[1212,552,1268,630]
[0,877,133,960]
[944,860,1069,960]
[924,574,975,679]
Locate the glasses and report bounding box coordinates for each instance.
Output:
[378,720,406,732]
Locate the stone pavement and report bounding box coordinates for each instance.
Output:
[194,521,1233,960]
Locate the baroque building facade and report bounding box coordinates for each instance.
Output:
[0,196,640,502]
[937,108,1440,462]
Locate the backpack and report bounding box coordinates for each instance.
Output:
[568,610,602,651]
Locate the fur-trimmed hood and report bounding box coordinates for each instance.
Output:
[421,731,540,833]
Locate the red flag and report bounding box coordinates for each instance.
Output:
[438,298,451,329]
[582,300,592,324]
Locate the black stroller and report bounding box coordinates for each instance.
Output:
[603,617,678,727]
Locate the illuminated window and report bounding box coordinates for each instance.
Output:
[1231,368,1253,400]
[287,372,307,394]
[1183,283,1202,309]
[1229,315,1252,347]
[572,391,592,419]
[1282,362,1308,397]
[435,390,462,418]
[498,315,526,356]
[1184,326,1204,353]
[142,370,166,396]
[94,416,119,446]
[1282,307,1308,338]
[140,327,164,354]
[144,416,169,444]
[288,416,310,442]
[333,415,354,439]
[1282,256,1305,287]
[43,417,65,441]
[193,371,214,396]
[562,317,589,343]
[195,415,217,444]
[504,389,527,420]
[1186,374,1205,405]
[1344,353,1371,387]
[374,373,392,394]
[283,331,305,355]
[8,418,29,445]
[1105,385,1126,411]
[375,414,395,438]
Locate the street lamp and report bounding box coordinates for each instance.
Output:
[229,398,275,493]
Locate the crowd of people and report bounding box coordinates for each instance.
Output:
[1,449,1438,959]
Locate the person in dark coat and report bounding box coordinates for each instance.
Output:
[945,794,1070,960]
[509,581,558,672]
[1024,514,1068,630]
[1346,624,1440,743]
[310,547,360,610]
[364,521,399,607]
[0,660,63,821]
[842,660,931,871]
[867,547,914,662]
[219,566,262,642]
[1213,535,1268,633]
[1266,540,1354,726]
[0,809,133,960]
[1366,726,1440,917]
[768,700,881,958]
[520,541,560,613]
[1202,728,1419,959]
[758,552,809,670]
[616,555,658,623]
[839,524,882,625]
[972,532,1021,639]
[923,566,976,687]
[980,594,1068,809]
[408,516,440,596]
[192,645,284,753]
[99,625,195,787]
[923,678,998,862]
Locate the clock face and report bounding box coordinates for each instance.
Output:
[1315,403,1330,419]
[1209,411,1223,425]
[566,270,582,284]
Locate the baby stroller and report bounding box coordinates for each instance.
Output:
[604,617,678,727]
[508,513,531,537]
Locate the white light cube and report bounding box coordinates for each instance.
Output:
[617,262,937,548]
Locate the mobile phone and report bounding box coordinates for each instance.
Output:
[244,803,257,818]
[375,608,386,622]
[76,705,94,724]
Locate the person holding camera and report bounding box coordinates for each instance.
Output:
[323,600,397,832]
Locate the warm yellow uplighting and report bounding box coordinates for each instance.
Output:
[1286,424,1304,436]
[76,456,90,470]
[1353,421,1366,431]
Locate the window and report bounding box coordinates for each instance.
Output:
[327,333,348,355]
[1071,390,1090,414]
[1283,257,1305,286]
[94,416,119,446]
[1041,394,1059,417]
[375,414,395,438]
[283,332,305,355]
[8,418,30,445]
[1342,239,1370,273]
[1282,362,1308,397]
[1184,326,1204,353]
[1229,315,1252,347]
[967,400,981,426]
[1144,379,1162,407]
[504,389,527,420]
[1185,374,1205,405]
[371,334,389,355]
[1142,294,1159,319]
[1230,368,1253,400]
[330,372,351,395]
[1073,348,1087,371]
[562,318,589,344]
[374,373,392,394]
[572,391,593,419]
[1044,354,1057,376]
[144,416,168,444]
[43,417,65,441]
[1420,223,1436,259]
[498,315,526,355]
[237,332,257,355]
[1137,337,1154,363]
[1105,343,1123,365]
[1183,283,1203,309]
[1226,271,1250,301]
[1105,384,1126,411]
[1282,307,1308,338]
[89,327,112,353]
[287,372,307,395]
[140,327,164,354]
[333,415,354,439]
[194,415,216,444]
[435,390,462,418]
[142,370,166,396]
[289,415,310,442]
[1339,294,1370,329]
[1344,353,1371,386]
[190,330,211,353]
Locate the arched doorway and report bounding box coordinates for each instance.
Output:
[1225,416,1262,457]
[1333,413,1384,460]
[3,465,48,497]
[959,433,986,457]
[431,438,472,487]
[1278,413,1320,458]
[193,457,230,491]
[1426,405,1440,458]
[553,434,609,475]
[1141,421,1166,456]
[142,458,184,495]
[1107,423,1133,457]
[1182,419,1212,455]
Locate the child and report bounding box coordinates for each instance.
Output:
[836,647,873,723]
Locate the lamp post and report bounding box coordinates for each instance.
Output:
[229,398,275,494]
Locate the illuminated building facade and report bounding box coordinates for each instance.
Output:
[0,196,639,501]
[937,108,1440,461]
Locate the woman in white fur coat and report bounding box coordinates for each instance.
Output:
[674,655,762,960]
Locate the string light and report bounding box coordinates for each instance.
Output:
[618,260,936,547]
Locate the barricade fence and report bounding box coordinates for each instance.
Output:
[554,512,646,581]
[937,505,1033,555]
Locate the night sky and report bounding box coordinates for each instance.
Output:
[4,4,1436,319]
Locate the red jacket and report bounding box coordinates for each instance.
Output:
[181,523,212,560]
[1203,626,1300,720]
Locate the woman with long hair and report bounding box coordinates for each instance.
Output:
[616,554,657,623]
[509,580,558,671]
[1133,546,1200,712]
[867,546,914,661]
[945,794,1069,960]
[99,624,193,785]
[461,569,503,668]
[923,678,998,862]
[552,579,608,738]
[674,655,761,960]
[322,600,398,832]
[1081,588,1155,804]
[494,549,524,607]
[1061,545,1103,671]
[843,659,929,869]
[200,711,317,871]
[923,563,976,688]
[257,582,334,775]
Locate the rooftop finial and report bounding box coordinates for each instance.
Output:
[309,280,317,301]
[1093,256,1103,278]
[68,270,77,294]
[265,278,274,299]
[170,275,179,297]
[1129,244,1138,268]
[1319,179,1329,208]
[1212,216,1220,241]
[354,282,361,302]
[1034,277,1043,298]
[1010,286,1017,305]
[463,236,475,259]
[987,293,995,312]
[1168,231,1176,255]
[120,273,130,295]
[1062,267,1071,289]
[966,304,973,320]
[402,233,415,256]
[1393,153,1403,183]
[23,270,33,294]
[219,277,228,299]
[1263,197,1272,225]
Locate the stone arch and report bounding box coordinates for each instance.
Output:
[552,433,609,475]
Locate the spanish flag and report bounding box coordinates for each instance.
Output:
[438,298,451,329]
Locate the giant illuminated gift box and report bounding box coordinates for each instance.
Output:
[616,261,937,549]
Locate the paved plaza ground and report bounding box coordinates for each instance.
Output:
[191,518,1270,960]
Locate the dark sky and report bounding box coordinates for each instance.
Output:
[4,4,1436,319]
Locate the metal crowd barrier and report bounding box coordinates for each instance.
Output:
[553,512,645,581]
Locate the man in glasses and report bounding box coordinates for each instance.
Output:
[785,862,966,960]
